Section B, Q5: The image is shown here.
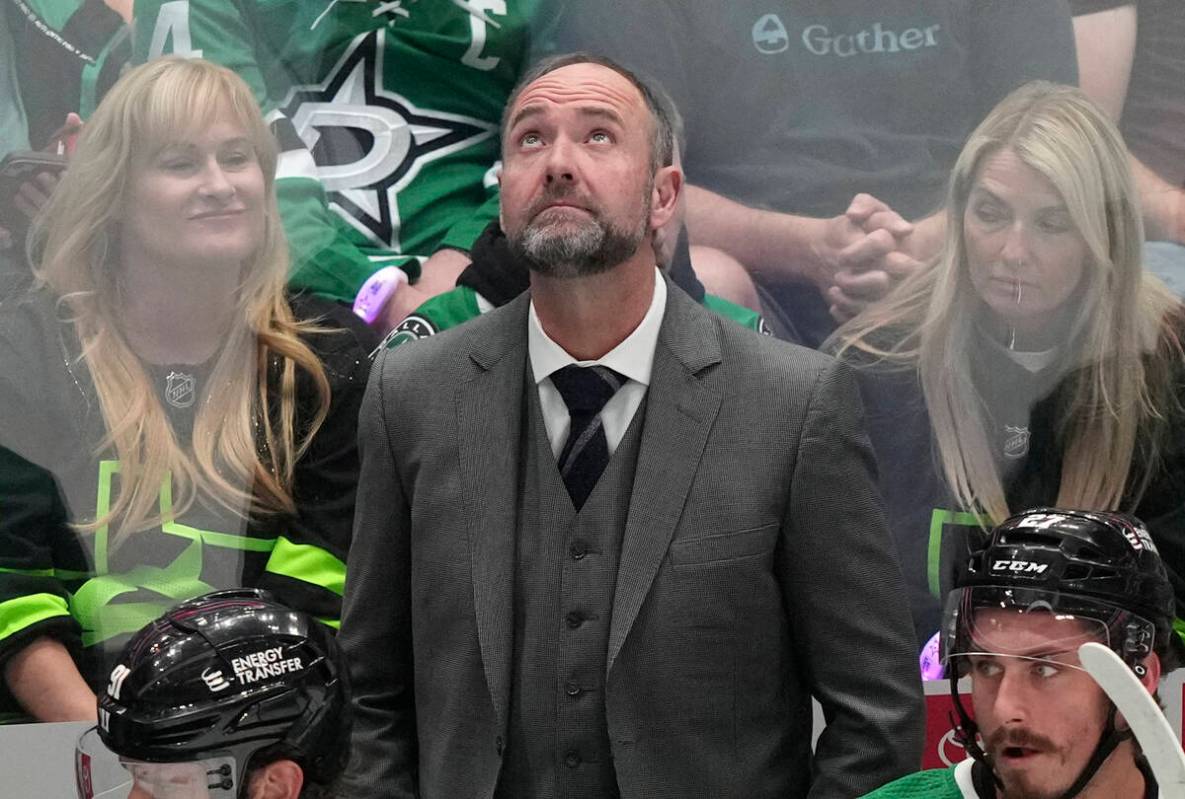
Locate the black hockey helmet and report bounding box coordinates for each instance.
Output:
[941,508,1182,799]
[942,507,1183,672]
[75,588,350,798]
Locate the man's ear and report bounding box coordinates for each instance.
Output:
[248,759,304,799]
[649,164,683,233]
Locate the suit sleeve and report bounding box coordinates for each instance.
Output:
[779,359,924,798]
[333,350,418,799]
[131,0,418,302]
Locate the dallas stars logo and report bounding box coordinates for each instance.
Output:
[279,29,496,250]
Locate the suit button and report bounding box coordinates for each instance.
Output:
[495,736,504,756]
[569,541,588,560]
[565,611,584,629]
[564,750,581,768]
[565,681,582,697]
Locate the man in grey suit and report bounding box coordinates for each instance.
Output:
[337,53,924,799]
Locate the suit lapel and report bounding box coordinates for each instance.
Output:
[607,283,723,674]
[456,293,530,732]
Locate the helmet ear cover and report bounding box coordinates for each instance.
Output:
[92,589,351,794]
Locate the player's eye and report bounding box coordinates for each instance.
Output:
[588,130,612,144]
[519,132,543,148]
[971,658,1002,678]
[1032,662,1061,679]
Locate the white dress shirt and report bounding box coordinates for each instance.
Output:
[527,269,666,458]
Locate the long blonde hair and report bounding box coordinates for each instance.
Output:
[831,82,1182,523]
[29,57,331,541]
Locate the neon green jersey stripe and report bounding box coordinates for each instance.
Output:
[265,537,346,596]
[0,566,93,580]
[927,508,985,598]
[0,593,70,641]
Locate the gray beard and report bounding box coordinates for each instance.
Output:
[509,203,649,279]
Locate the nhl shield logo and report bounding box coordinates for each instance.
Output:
[1003,425,1030,459]
[164,371,196,409]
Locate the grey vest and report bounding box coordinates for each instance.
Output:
[495,373,646,799]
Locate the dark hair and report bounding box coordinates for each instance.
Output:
[501,52,677,171]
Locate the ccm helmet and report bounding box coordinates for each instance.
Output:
[75,588,350,798]
[942,507,1182,673]
[941,508,1182,799]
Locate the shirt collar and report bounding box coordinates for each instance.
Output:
[528,267,666,386]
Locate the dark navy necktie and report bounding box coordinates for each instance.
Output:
[549,364,627,510]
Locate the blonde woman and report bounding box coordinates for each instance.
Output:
[830,81,1185,649]
[0,58,374,721]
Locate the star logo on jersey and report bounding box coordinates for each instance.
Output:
[279,29,496,250]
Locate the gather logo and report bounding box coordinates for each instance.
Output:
[753,16,944,58]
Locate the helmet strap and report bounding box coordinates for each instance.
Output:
[1052,705,1132,799]
[949,672,998,785]
[951,675,1134,799]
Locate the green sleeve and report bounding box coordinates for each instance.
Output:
[860,768,964,798]
[702,293,771,335]
[381,286,482,348]
[437,182,502,254]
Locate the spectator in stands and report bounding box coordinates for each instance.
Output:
[830,82,1185,648]
[0,57,372,723]
[537,0,1078,346]
[133,0,540,332]
[1071,0,1185,294]
[865,508,1184,798]
[75,589,350,799]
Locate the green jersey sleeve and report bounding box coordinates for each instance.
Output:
[702,293,771,335]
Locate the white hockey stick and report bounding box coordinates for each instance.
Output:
[1078,642,1185,796]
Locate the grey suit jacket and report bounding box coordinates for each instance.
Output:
[337,279,924,799]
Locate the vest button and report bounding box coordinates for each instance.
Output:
[564,750,581,768]
[569,541,588,560]
[565,681,582,697]
[565,611,584,629]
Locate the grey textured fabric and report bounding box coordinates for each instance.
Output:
[336,274,925,799]
[495,380,644,797]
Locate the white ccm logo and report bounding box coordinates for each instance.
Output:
[992,560,1050,575]
[801,22,942,57]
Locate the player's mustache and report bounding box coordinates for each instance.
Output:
[985,726,1056,754]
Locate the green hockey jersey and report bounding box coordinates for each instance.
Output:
[861,761,977,798]
[133,0,540,302]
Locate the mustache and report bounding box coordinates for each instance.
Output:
[985,726,1056,755]
[525,184,597,219]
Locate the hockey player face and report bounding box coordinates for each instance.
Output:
[963,148,1088,337]
[500,62,656,278]
[968,610,1115,799]
[120,108,266,277]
